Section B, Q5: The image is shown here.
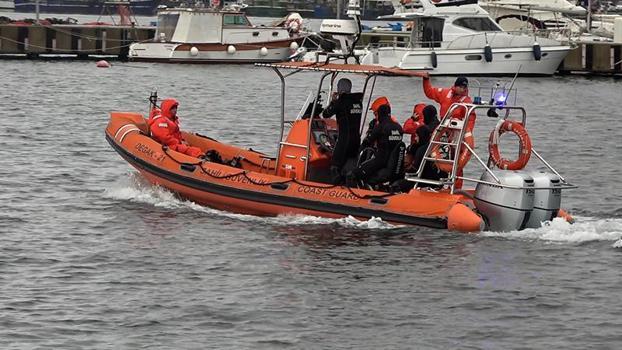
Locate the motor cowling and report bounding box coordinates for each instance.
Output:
[474,170,535,232]
[524,171,562,228]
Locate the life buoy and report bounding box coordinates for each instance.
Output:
[430,127,474,173]
[488,120,532,170]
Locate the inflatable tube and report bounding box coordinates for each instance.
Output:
[447,203,484,232]
[431,51,438,68]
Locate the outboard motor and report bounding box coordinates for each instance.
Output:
[474,170,535,232]
[524,171,562,228]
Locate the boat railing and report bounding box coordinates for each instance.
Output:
[405,103,576,193]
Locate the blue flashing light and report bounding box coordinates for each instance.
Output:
[493,92,508,107]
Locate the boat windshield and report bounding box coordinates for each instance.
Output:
[453,17,501,32]
[223,14,250,26]
[156,13,179,41]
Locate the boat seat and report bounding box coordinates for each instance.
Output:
[367,141,406,186]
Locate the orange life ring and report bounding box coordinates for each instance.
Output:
[430,128,474,173]
[488,120,532,170]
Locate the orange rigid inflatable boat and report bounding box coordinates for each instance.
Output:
[106,62,575,232]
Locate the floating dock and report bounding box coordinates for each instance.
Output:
[0,24,154,59]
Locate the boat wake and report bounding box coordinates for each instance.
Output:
[103,173,398,230]
[105,173,622,245]
[482,217,622,247]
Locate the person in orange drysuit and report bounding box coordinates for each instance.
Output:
[148,98,203,158]
[403,102,426,147]
[422,73,476,130]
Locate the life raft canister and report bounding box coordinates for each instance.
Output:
[488,120,532,170]
[430,124,474,173]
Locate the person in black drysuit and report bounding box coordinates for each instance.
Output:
[322,78,364,184]
[349,104,403,185]
[392,105,446,192]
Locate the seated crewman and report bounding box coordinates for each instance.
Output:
[349,104,403,185]
[321,78,364,184]
[148,98,203,158]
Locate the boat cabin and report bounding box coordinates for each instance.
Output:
[154,7,291,44]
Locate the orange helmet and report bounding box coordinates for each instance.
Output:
[370,96,390,113]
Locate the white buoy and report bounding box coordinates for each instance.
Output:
[289,41,299,50]
[259,47,268,56]
[96,60,111,68]
[227,45,236,54]
[190,46,199,56]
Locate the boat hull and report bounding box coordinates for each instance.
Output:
[105,112,483,230]
[360,46,571,76]
[129,39,301,63]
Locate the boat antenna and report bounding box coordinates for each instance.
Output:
[149,90,159,110]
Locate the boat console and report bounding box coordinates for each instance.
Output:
[276,118,338,181]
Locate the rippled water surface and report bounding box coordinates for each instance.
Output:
[1,58,622,349]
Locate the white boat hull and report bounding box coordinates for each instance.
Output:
[359,46,571,75]
[129,40,299,63]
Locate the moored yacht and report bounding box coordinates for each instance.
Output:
[129,5,305,63]
[357,0,572,75]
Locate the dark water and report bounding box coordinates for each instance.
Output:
[1,59,622,349]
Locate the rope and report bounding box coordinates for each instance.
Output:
[0,34,151,52]
[160,145,398,200]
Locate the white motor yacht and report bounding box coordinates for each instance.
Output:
[129,6,305,63]
[357,0,572,75]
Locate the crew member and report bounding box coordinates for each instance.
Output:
[422,73,476,130]
[148,98,203,158]
[392,107,445,192]
[403,102,426,152]
[350,104,403,184]
[322,78,364,184]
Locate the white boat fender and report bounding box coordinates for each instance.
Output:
[190,46,199,56]
[260,47,268,56]
[430,51,437,68]
[227,45,236,54]
[289,41,299,50]
[533,42,542,61]
[484,44,493,62]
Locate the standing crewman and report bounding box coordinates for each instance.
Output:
[349,104,403,185]
[322,78,364,184]
[148,98,203,158]
[422,73,476,130]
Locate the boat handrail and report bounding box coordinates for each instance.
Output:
[407,103,576,192]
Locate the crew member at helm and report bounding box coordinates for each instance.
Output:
[422,73,476,130]
[322,78,364,184]
[148,98,203,158]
